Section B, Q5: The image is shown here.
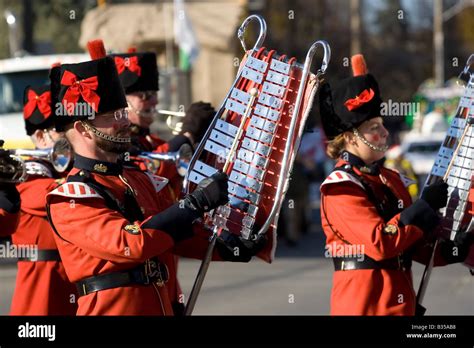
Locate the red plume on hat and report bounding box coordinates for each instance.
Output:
[87,39,107,60]
[344,54,374,111]
[351,54,368,76]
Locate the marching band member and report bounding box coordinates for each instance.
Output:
[319,54,472,315]
[9,84,77,315]
[46,40,261,315]
[110,49,215,196]
[110,48,217,315]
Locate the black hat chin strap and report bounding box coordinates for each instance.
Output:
[81,121,131,144]
[352,128,388,152]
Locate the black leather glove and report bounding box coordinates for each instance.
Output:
[420,181,448,211]
[440,231,474,264]
[181,101,216,143]
[141,200,198,243]
[216,229,267,262]
[0,183,21,213]
[142,172,228,242]
[399,199,439,234]
[171,301,186,317]
[185,171,228,213]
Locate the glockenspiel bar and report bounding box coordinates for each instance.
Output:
[266,70,290,86]
[225,98,247,116]
[460,95,472,108]
[431,166,446,177]
[204,139,229,159]
[228,182,260,205]
[262,81,286,98]
[188,170,207,185]
[249,115,278,133]
[216,119,239,137]
[216,205,232,219]
[451,116,466,129]
[245,55,268,73]
[246,126,274,145]
[210,129,234,148]
[270,58,291,74]
[242,66,263,84]
[258,92,283,109]
[231,87,252,104]
[240,227,251,239]
[249,115,265,129]
[193,160,218,177]
[254,103,281,122]
[453,154,473,168]
[447,126,464,138]
[458,145,474,157]
[237,148,269,169]
[229,195,250,212]
[439,146,455,159]
[233,159,265,181]
[213,214,228,230]
[241,137,271,157]
[446,176,471,190]
[227,194,259,216]
[242,214,255,229]
[229,170,263,192]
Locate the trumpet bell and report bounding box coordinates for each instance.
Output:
[138,143,193,177]
[51,138,73,173]
[176,143,193,177]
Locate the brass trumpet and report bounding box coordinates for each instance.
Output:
[0,138,73,183]
[137,143,193,177]
[158,109,185,135]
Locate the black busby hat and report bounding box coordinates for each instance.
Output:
[50,40,128,131]
[109,49,159,94]
[23,84,54,136]
[319,54,383,139]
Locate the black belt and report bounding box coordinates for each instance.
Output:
[76,260,169,297]
[18,249,61,262]
[333,254,412,271]
[0,236,12,244]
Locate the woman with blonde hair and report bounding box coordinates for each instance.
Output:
[318,55,458,315]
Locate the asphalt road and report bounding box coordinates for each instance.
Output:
[1,221,472,315]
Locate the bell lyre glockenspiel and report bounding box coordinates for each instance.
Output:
[183,14,331,315]
[416,54,474,314]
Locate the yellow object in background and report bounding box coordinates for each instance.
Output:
[3,138,35,150]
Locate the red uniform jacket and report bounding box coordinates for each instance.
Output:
[321,157,446,316]
[46,160,214,316]
[10,163,77,316]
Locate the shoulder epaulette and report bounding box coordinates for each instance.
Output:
[144,172,169,193]
[320,170,365,191]
[47,182,103,199]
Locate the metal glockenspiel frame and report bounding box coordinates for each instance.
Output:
[425,54,474,241]
[183,15,331,246]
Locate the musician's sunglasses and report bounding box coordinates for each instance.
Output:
[99,108,129,121]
